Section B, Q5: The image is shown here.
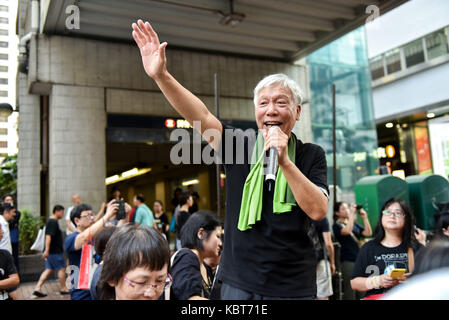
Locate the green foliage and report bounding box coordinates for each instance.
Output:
[18,209,45,255]
[0,154,17,198]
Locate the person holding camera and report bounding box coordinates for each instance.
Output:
[333,202,372,300]
[65,199,123,300]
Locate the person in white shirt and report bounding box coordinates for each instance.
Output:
[0,204,16,254]
[65,194,82,235]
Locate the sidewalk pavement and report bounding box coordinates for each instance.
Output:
[15,280,70,300]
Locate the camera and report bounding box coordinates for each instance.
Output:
[356,204,363,210]
[114,200,126,220]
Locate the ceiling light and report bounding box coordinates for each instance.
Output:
[219,0,245,27]
[105,168,152,185]
[182,179,199,186]
[427,112,435,118]
[219,12,245,26]
[385,122,393,128]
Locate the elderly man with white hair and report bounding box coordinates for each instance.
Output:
[132,20,329,300]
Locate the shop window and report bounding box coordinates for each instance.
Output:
[426,29,449,60]
[370,56,385,80]
[385,49,401,74]
[404,39,425,68]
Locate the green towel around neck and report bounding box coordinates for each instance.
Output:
[238,132,297,231]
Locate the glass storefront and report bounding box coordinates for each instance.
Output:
[306,27,379,197]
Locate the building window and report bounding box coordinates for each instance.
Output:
[0,5,8,12]
[0,78,7,84]
[0,65,7,72]
[404,39,425,68]
[0,17,8,24]
[0,53,7,60]
[426,29,449,60]
[0,128,7,135]
[385,49,401,74]
[0,41,8,48]
[0,141,7,148]
[0,90,7,97]
[0,115,8,122]
[370,56,385,80]
[0,29,7,36]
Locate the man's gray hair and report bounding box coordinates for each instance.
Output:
[253,73,304,107]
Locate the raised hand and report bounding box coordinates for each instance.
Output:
[132,20,168,80]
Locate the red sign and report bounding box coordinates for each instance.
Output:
[414,124,432,174]
[165,118,175,129]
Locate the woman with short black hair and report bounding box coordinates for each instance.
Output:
[100,223,171,300]
[171,210,222,300]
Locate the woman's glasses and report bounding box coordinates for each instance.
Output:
[123,274,172,294]
[382,209,405,218]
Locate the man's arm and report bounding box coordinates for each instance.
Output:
[264,127,328,220]
[279,160,328,220]
[0,273,20,290]
[43,235,51,259]
[132,20,223,150]
[322,231,335,275]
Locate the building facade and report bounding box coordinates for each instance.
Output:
[0,0,18,160]
[367,0,449,179]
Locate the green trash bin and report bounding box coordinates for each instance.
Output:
[354,175,410,231]
[406,174,449,231]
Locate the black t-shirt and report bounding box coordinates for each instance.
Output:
[313,217,330,261]
[176,210,191,239]
[351,240,419,297]
[333,222,364,262]
[0,249,17,300]
[217,124,329,298]
[154,212,169,239]
[45,218,64,254]
[171,248,212,300]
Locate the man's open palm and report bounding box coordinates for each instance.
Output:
[132,20,167,79]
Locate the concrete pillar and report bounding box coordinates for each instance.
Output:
[198,170,210,211]
[48,85,106,214]
[155,181,166,204]
[17,73,41,217]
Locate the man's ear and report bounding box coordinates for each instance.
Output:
[296,105,301,121]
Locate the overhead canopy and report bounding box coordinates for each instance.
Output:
[41,0,407,61]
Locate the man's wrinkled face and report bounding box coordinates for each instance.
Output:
[255,84,300,137]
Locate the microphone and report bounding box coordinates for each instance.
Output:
[265,126,279,192]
